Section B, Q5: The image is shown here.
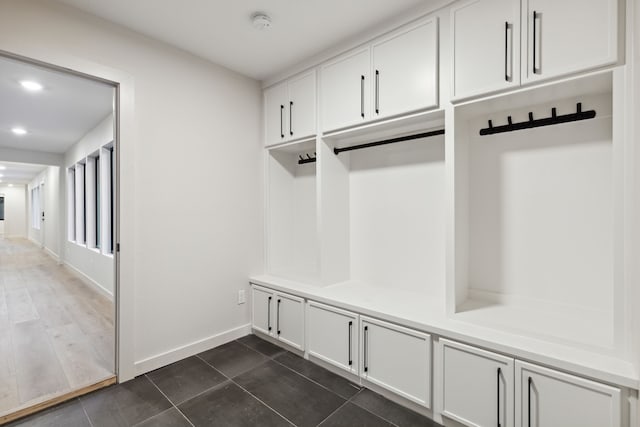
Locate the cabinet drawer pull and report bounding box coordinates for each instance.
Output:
[360,75,365,118]
[375,70,380,114]
[363,325,369,372]
[528,376,533,427]
[497,367,501,427]
[348,321,353,366]
[533,11,540,74]
[504,22,509,82]
[277,299,281,335]
[280,105,285,138]
[267,296,272,331]
[289,101,293,136]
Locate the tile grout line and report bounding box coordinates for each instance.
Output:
[315,399,351,427]
[143,374,195,427]
[79,397,96,427]
[194,352,296,426]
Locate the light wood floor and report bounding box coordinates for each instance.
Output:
[0,238,114,418]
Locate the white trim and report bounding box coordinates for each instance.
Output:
[63,261,114,301]
[134,323,251,376]
[44,246,60,264]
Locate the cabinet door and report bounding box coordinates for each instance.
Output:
[372,17,438,119]
[515,361,621,427]
[320,47,371,132]
[288,70,316,141]
[274,292,305,351]
[522,0,617,83]
[251,286,274,336]
[361,317,431,408]
[451,0,520,99]
[307,301,359,375]
[264,81,288,146]
[441,339,514,427]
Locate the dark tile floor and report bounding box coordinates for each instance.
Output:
[8,334,442,427]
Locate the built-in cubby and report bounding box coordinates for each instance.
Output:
[450,71,624,354]
[265,139,319,283]
[319,116,446,300]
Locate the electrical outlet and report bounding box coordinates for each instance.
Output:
[238,289,246,305]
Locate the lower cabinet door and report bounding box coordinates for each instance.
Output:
[274,292,305,351]
[252,286,274,336]
[307,301,359,374]
[361,316,431,408]
[515,361,621,427]
[441,339,514,427]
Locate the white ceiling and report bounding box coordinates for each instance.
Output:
[0,161,48,186]
[54,0,427,81]
[0,55,114,154]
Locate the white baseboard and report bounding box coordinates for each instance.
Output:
[134,323,251,376]
[63,262,114,301]
[44,246,60,263]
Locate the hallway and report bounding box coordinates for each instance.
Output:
[0,238,114,417]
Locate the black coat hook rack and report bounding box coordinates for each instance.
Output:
[479,103,596,136]
[298,152,317,165]
[333,129,445,155]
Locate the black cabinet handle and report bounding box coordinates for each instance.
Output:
[363,325,369,372]
[348,321,353,366]
[360,75,365,118]
[533,11,539,74]
[497,367,502,427]
[375,70,380,114]
[280,105,284,138]
[504,22,509,82]
[289,101,293,136]
[277,299,281,335]
[528,376,533,427]
[267,296,272,331]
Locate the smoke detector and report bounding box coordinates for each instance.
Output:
[251,13,272,30]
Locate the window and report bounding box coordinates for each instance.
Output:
[67,168,76,241]
[75,163,86,245]
[95,155,100,249]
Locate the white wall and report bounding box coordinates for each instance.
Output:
[64,114,115,297]
[0,0,263,378]
[0,185,27,238]
[27,166,61,259]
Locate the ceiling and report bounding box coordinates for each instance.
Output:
[0,55,114,154]
[0,161,48,186]
[54,0,427,81]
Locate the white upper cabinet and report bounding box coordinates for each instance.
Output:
[451,0,521,100]
[264,70,317,146]
[264,81,288,146]
[372,17,438,119]
[441,339,514,427]
[522,0,618,84]
[288,71,316,142]
[515,361,621,427]
[320,47,371,132]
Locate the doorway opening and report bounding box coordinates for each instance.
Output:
[0,53,118,422]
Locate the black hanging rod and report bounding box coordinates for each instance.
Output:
[479,103,596,136]
[298,152,317,165]
[333,129,445,155]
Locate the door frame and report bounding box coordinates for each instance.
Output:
[0,48,135,382]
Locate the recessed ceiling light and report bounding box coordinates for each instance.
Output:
[11,127,27,135]
[20,80,43,91]
[251,13,272,30]
[0,166,6,170]
[8,184,13,187]
[0,174,4,178]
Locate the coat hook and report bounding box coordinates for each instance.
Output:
[528,112,534,121]
[299,155,304,161]
[552,107,557,118]
[488,119,493,129]
[507,116,513,125]
[576,102,582,113]
[306,154,311,159]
